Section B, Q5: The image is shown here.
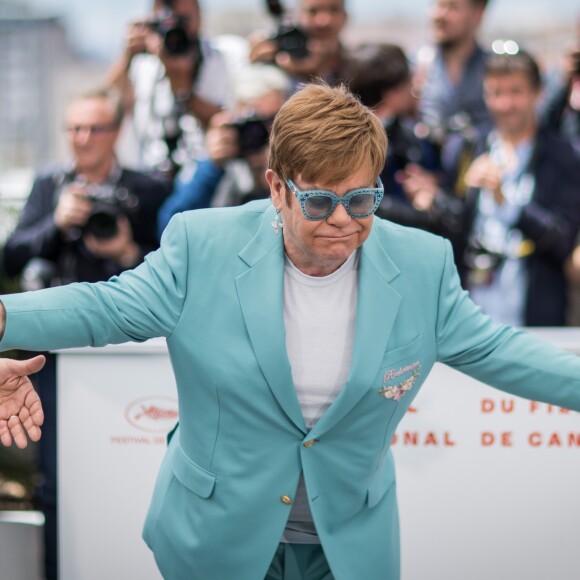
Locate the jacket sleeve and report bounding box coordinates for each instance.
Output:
[0,213,190,352]
[435,239,580,411]
[157,160,225,239]
[514,137,580,263]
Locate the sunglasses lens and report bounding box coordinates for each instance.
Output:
[304,195,333,218]
[348,193,377,216]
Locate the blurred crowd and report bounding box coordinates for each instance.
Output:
[2,0,580,578]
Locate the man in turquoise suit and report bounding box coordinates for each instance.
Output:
[1,84,580,580]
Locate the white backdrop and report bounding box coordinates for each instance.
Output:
[57,330,580,580]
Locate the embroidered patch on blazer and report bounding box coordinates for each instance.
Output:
[379,361,421,401]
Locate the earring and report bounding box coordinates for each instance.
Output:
[272,209,283,235]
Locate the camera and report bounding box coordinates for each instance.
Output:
[83,183,139,240]
[265,0,309,60]
[147,12,191,56]
[231,115,272,157]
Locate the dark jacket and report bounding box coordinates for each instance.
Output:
[4,167,169,285]
[444,127,580,326]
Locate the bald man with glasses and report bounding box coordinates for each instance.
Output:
[2,88,168,580]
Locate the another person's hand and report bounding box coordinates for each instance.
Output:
[83,215,140,267]
[398,164,441,211]
[274,39,334,79]
[464,153,505,204]
[206,112,240,165]
[0,355,45,449]
[248,31,279,64]
[123,19,150,60]
[54,185,93,232]
[249,31,333,80]
[143,29,199,98]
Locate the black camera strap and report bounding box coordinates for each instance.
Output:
[155,36,205,178]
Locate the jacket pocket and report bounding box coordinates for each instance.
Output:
[382,334,423,366]
[367,450,396,508]
[172,442,217,499]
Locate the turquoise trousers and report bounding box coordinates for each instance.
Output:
[265,543,335,580]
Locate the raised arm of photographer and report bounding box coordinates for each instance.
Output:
[161,53,222,128]
[105,20,150,105]
[0,306,45,449]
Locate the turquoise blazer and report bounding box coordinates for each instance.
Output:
[3,200,580,580]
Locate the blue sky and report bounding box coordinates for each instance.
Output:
[21,0,580,61]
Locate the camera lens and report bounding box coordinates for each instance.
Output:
[163,27,190,55]
[85,204,121,240]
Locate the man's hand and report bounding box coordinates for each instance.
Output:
[54,185,93,232]
[206,111,240,165]
[274,39,334,79]
[123,20,150,61]
[249,31,334,80]
[398,164,441,211]
[0,356,45,449]
[464,153,505,204]
[248,32,279,65]
[83,216,140,268]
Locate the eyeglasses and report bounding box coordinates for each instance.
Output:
[286,178,384,221]
[65,124,118,136]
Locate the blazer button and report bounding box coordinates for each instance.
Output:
[281,496,292,505]
[303,440,315,448]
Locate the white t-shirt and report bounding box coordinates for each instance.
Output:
[281,249,359,543]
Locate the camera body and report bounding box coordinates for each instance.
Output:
[83,183,139,240]
[147,12,191,56]
[265,0,309,60]
[231,115,272,158]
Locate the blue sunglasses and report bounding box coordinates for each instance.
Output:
[286,178,384,221]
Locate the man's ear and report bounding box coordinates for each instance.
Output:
[266,169,285,209]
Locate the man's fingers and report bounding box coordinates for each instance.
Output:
[22,410,42,443]
[7,414,40,449]
[0,422,13,447]
[0,396,44,447]
[6,414,28,449]
[25,390,44,428]
[11,425,29,449]
[20,355,46,376]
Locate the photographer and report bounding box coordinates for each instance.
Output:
[438,50,580,328]
[106,0,231,183]
[417,0,492,143]
[2,89,168,580]
[346,43,463,240]
[249,0,349,87]
[157,64,291,236]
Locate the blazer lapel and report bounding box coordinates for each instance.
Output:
[235,206,307,434]
[309,225,402,439]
